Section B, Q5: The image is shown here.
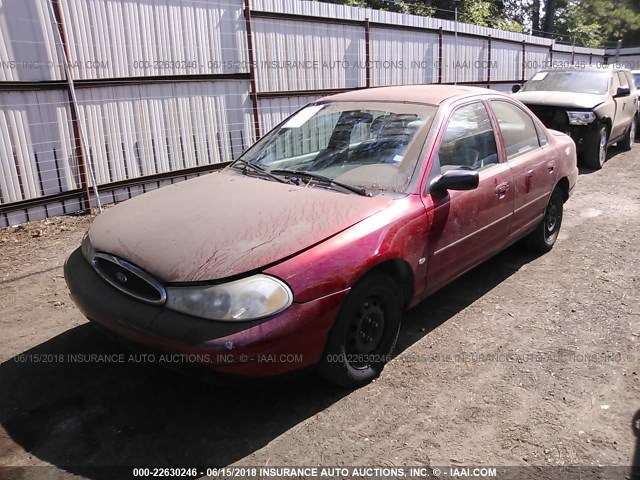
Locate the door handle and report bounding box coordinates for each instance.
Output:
[495,182,509,198]
[546,161,555,173]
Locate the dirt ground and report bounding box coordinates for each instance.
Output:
[0,146,639,480]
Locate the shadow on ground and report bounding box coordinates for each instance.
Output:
[578,144,628,175]
[0,244,542,479]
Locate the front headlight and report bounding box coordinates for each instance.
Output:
[566,111,596,125]
[81,231,96,262]
[166,274,293,321]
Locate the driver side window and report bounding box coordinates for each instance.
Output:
[438,102,498,173]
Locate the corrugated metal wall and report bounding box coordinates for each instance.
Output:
[61,0,249,79]
[610,47,640,71]
[76,81,254,183]
[253,18,365,91]
[0,0,618,227]
[369,28,438,86]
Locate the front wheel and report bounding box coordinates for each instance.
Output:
[317,273,402,388]
[583,124,608,169]
[524,187,564,252]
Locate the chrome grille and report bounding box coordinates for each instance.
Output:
[91,253,167,305]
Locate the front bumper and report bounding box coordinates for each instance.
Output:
[64,248,348,378]
[526,105,599,153]
[564,123,601,153]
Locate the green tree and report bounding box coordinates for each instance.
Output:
[330,0,435,16]
[551,0,640,47]
[459,0,526,32]
[325,0,640,47]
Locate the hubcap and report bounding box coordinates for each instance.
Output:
[631,122,636,146]
[599,129,607,165]
[346,297,386,367]
[545,198,559,240]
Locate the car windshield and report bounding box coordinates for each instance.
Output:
[234,101,436,194]
[521,70,609,95]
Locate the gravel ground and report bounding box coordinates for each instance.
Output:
[0,147,638,480]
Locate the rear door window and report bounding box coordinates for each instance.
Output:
[489,101,541,160]
[618,71,629,89]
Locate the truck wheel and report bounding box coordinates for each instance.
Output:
[619,117,636,151]
[583,124,608,169]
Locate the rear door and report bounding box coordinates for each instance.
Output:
[489,99,556,237]
[423,101,514,292]
[611,71,630,140]
[617,71,637,133]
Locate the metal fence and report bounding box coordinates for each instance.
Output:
[0,0,623,227]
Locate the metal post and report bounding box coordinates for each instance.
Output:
[243,0,261,139]
[487,35,492,88]
[616,39,622,64]
[521,40,526,82]
[438,27,443,84]
[49,0,100,213]
[454,8,458,85]
[364,18,371,88]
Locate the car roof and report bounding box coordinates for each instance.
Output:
[318,84,496,106]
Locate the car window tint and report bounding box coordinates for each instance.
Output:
[489,101,540,160]
[522,70,609,95]
[618,71,629,89]
[611,72,620,94]
[438,102,498,172]
[239,101,436,194]
[624,71,636,90]
[535,122,548,147]
[266,112,341,162]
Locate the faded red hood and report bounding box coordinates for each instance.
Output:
[88,170,393,282]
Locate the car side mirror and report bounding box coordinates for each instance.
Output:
[428,169,479,195]
[615,86,631,97]
[511,84,521,93]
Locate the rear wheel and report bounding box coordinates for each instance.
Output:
[317,273,402,388]
[619,116,636,151]
[524,187,564,252]
[583,124,608,169]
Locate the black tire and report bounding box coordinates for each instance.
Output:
[583,124,608,169]
[317,273,402,388]
[619,116,636,151]
[524,187,564,252]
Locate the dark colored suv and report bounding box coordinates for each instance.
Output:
[512,66,638,169]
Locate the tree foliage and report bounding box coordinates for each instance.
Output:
[551,0,640,47]
[324,0,640,47]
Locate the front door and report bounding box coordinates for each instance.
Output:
[611,71,633,140]
[423,101,514,294]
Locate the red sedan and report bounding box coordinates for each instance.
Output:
[64,85,578,387]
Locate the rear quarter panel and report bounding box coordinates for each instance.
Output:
[548,130,578,197]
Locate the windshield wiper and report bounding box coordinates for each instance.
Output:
[270,169,368,196]
[232,159,287,184]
